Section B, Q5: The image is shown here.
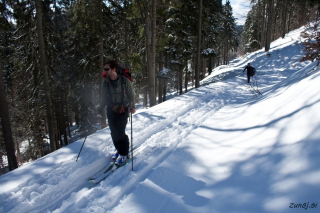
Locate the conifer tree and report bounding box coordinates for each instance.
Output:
[35,0,57,152]
[0,63,18,171]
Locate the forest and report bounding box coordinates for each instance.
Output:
[0,0,319,173]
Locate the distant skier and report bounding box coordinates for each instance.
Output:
[243,63,255,83]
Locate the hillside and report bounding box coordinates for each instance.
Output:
[0,25,319,213]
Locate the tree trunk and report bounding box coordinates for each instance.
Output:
[143,0,156,107]
[208,56,212,75]
[195,0,202,88]
[260,0,266,48]
[175,72,178,93]
[179,70,183,95]
[149,0,156,106]
[56,99,62,147]
[163,79,167,102]
[185,60,188,93]
[124,0,129,67]
[272,1,279,41]
[35,0,57,151]
[192,37,196,87]
[203,58,206,79]
[61,92,68,146]
[97,0,106,128]
[158,17,164,104]
[265,0,274,52]
[143,63,148,108]
[287,3,293,33]
[74,101,80,127]
[162,59,167,102]
[64,91,71,138]
[0,63,18,171]
[99,35,107,128]
[298,0,307,26]
[158,51,163,104]
[223,43,226,64]
[145,4,152,106]
[281,0,288,38]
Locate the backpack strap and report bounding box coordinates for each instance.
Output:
[103,75,128,108]
[120,74,130,107]
[120,75,125,105]
[103,80,112,104]
[120,75,126,92]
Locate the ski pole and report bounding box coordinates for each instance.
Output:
[256,75,260,93]
[76,130,88,162]
[131,110,133,171]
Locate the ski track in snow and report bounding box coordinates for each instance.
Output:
[54,79,245,212]
[52,57,313,212]
[0,69,294,212]
[0,78,246,213]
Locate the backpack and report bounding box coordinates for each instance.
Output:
[118,67,133,102]
[119,67,133,82]
[251,67,256,76]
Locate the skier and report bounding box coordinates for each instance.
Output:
[243,63,255,83]
[98,60,136,165]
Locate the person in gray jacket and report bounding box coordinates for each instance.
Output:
[98,60,135,165]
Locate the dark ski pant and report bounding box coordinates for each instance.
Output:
[247,75,251,83]
[107,106,129,156]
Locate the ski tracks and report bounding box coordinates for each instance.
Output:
[54,83,232,212]
[91,84,231,212]
[17,77,243,213]
[1,158,96,213]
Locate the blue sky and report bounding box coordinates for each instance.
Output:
[229,0,251,25]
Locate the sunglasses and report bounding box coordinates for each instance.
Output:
[104,68,111,71]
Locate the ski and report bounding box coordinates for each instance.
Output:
[89,156,134,184]
[243,80,258,97]
[249,83,261,95]
[89,146,137,180]
[90,150,140,184]
[251,76,262,95]
[89,161,114,180]
[245,84,257,96]
[243,74,261,95]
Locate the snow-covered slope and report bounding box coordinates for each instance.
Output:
[1,25,320,213]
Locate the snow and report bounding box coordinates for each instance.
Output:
[158,68,170,77]
[1,25,320,213]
